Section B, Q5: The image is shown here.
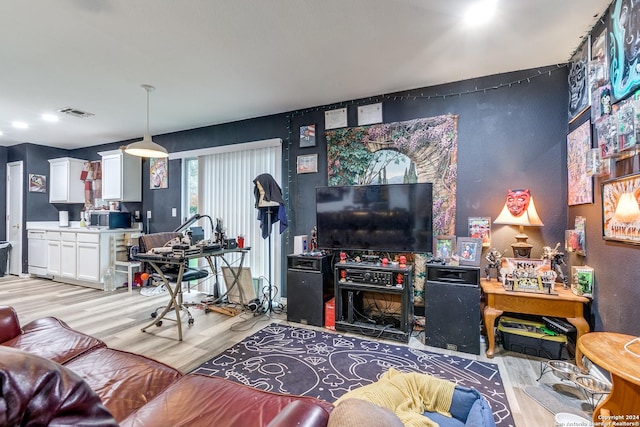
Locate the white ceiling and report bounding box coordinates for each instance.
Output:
[0,0,611,150]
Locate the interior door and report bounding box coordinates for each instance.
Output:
[6,161,24,275]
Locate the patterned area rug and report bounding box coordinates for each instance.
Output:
[192,323,514,426]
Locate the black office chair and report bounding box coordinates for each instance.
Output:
[138,232,209,326]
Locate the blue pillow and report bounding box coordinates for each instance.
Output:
[423,386,496,427]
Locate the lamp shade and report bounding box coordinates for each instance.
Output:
[124,134,169,158]
[494,196,544,227]
[614,192,640,223]
[125,84,169,158]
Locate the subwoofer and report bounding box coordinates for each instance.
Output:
[286,255,333,327]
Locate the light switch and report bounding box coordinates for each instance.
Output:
[171,208,177,217]
[147,210,152,219]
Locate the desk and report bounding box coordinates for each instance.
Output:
[480,279,590,370]
[578,332,640,424]
[135,248,249,341]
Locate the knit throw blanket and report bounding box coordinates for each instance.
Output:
[335,368,456,427]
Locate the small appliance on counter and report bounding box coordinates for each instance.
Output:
[58,211,69,227]
[108,211,132,229]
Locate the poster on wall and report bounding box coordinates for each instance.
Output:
[609,0,640,101]
[602,173,640,244]
[150,157,168,189]
[568,39,590,123]
[567,120,593,205]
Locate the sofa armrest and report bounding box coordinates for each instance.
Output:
[266,400,331,427]
[0,346,118,426]
[0,306,21,343]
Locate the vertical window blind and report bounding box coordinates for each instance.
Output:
[197,143,283,301]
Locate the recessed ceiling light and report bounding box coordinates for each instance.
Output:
[42,113,59,122]
[12,121,28,129]
[464,0,497,26]
[0,130,3,136]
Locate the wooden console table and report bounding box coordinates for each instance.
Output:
[480,279,590,370]
[578,332,640,424]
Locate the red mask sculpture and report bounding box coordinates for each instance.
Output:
[505,189,531,217]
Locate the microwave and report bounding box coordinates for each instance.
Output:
[90,212,132,229]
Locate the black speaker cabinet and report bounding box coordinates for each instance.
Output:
[424,265,481,355]
[286,255,333,327]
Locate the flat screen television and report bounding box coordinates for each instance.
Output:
[316,183,433,253]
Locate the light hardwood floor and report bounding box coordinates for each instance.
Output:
[0,274,586,426]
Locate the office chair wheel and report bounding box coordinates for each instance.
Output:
[188,318,194,325]
[155,321,163,327]
[204,307,210,314]
[151,311,158,318]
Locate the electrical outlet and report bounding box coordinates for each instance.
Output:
[147,210,152,219]
[135,211,140,220]
[171,208,177,217]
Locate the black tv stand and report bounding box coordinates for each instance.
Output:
[334,261,413,343]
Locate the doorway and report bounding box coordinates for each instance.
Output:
[6,161,24,275]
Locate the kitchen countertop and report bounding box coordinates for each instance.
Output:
[26,221,142,234]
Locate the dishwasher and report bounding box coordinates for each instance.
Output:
[28,230,48,276]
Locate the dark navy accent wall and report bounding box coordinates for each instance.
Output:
[1,65,637,335]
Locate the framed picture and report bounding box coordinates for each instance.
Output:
[602,173,640,244]
[150,157,168,189]
[300,124,316,148]
[568,38,590,123]
[567,119,593,205]
[434,235,455,260]
[296,154,318,174]
[28,174,46,193]
[456,237,482,266]
[468,217,491,247]
[324,107,347,130]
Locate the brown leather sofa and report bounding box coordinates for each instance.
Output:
[0,305,333,427]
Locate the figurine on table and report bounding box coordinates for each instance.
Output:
[542,243,568,289]
[309,226,318,252]
[484,248,504,281]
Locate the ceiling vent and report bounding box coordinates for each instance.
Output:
[58,107,95,118]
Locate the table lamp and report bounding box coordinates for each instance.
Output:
[494,189,544,258]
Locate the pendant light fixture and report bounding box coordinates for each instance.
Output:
[124,84,169,158]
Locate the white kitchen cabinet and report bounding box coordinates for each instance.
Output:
[46,231,61,276]
[99,150,141,201]
[60,232,77,279]
[76,233,101,282]
[48,157,87,203]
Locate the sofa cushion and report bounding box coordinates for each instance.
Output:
[65,347,183,422]
[120,374,334,427]
[328,398,403,427]
[0,346,118,426]
[1,316,105,364]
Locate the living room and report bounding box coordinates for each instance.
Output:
[1,1,638,426]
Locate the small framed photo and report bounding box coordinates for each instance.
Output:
[434,235,455,260]
[29,174,47,193]
[299,124,316,148]
[296,154,318,174]
[456,237,482,266]
[468,217,491,247]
